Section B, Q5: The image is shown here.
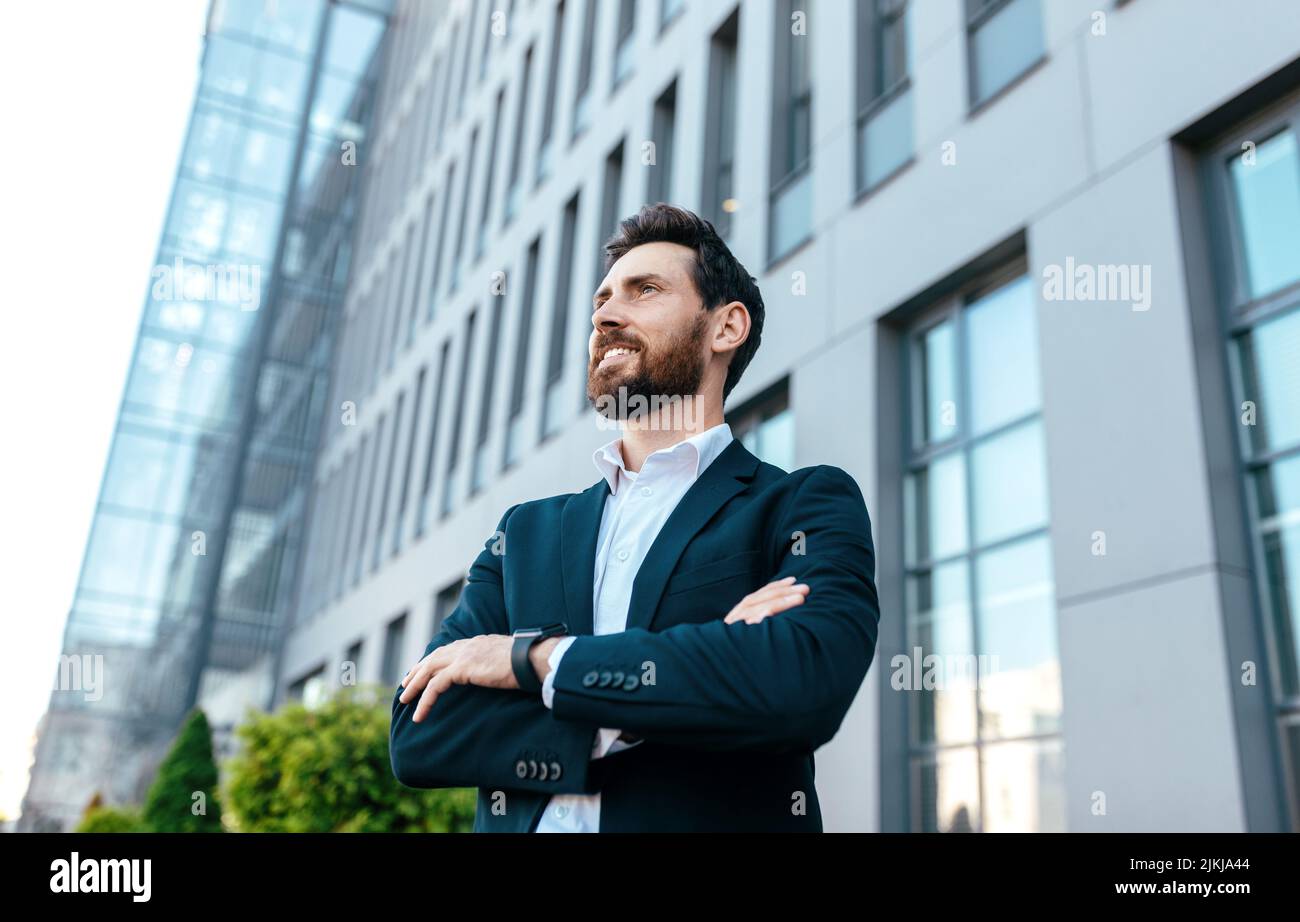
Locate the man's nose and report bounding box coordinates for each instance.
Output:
[593,298,626,330]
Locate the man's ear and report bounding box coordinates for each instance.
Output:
[711,301,750,356]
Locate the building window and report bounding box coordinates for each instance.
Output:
[477,88,507,260]
[965,0,1044,108]
[453,2,482,123]
[433,578,466,636]
[505,238,542,470]
[288,664,328,709]
[857,0,912,194]
[450,128,480,292]
[594,140,625,285]
[659,0,684,32]
[391,366,427,557]
[612,0,637,89]
[435,19,463,145]
[702,9,739,237]
[902,267,1063,833]
[389,223,417,365]
[426,162,456,321]
[648,79,677,204]
[415,341,452,537]
[370,389,405,572]
[537,1,567,185]
[333,443,363,601]
[350,413,386,588]
[473,283,508,495]
[407,195,434,345]
[442,310,478,518]
[479,0,496,81]
[543,194,582,440]
[504,45,535,224]
[728,380,795,472]
[769,0,813,263]
[572,0,600,138]
[381,612,408,687]
[1204,101,1300,828]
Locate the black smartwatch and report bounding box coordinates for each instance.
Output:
[511,622,568,694]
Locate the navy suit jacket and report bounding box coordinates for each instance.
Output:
[389,438,880,831]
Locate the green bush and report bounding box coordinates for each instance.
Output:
[224,684,476,832]
[142,708,224,833]
[76,805,149,833]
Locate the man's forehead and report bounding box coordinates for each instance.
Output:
[602,241,694,287]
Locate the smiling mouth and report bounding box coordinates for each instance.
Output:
[596,345,641,370]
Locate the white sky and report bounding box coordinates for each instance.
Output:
[0,0,210,822]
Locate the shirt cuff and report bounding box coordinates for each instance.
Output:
[540,635,577,709]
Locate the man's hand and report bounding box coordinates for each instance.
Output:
[400,635,517,722]
[723,576,809,624]
[398,634,565,722]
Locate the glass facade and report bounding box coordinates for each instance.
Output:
[21,0,390,832]
[903,269,1064,832]
[1207,96,1300,829]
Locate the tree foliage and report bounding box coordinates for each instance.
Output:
[224,684,475,832]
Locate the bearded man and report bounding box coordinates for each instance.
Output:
[391,203,880,832]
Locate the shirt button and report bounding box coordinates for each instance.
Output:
[640,486,652,496]
[616,549,630,562]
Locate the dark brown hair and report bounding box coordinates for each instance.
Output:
[603,203,764,400]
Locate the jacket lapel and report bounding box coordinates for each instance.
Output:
[559,479,610,637]
[624,438,761,633]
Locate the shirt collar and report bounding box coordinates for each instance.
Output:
[592,423,734,495]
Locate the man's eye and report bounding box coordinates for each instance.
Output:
[640,284,657,295]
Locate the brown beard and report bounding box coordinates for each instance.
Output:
[587,310,709,419]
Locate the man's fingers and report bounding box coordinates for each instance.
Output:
[739,576,796,605]
[729,588,808,624]
[411,666,444,722]
[412,666,462,721]
[400,643,463,700]
[725,579,806,622]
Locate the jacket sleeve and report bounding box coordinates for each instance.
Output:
[389,504,598,794]
[548,466,880,754]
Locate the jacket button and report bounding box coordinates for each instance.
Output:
[539,762,550,781]
[582,670,600,688]
[515,760,528,779]
[550,761,563,781]
[528,760,539,779]
[611,671,625,686]
[622,675,639,692]
[598,671,613,688]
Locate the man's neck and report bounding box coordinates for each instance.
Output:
[617,405,725,472]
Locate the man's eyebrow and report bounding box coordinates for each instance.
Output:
[593,273,671,306]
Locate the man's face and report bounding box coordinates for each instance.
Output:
[587,241,712,415]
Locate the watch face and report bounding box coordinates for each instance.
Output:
[516,623,566,638]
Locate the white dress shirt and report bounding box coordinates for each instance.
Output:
[533,422,735,832]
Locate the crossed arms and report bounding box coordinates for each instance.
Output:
[389,465,880,791]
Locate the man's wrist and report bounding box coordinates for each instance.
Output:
[528,636,563,682]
